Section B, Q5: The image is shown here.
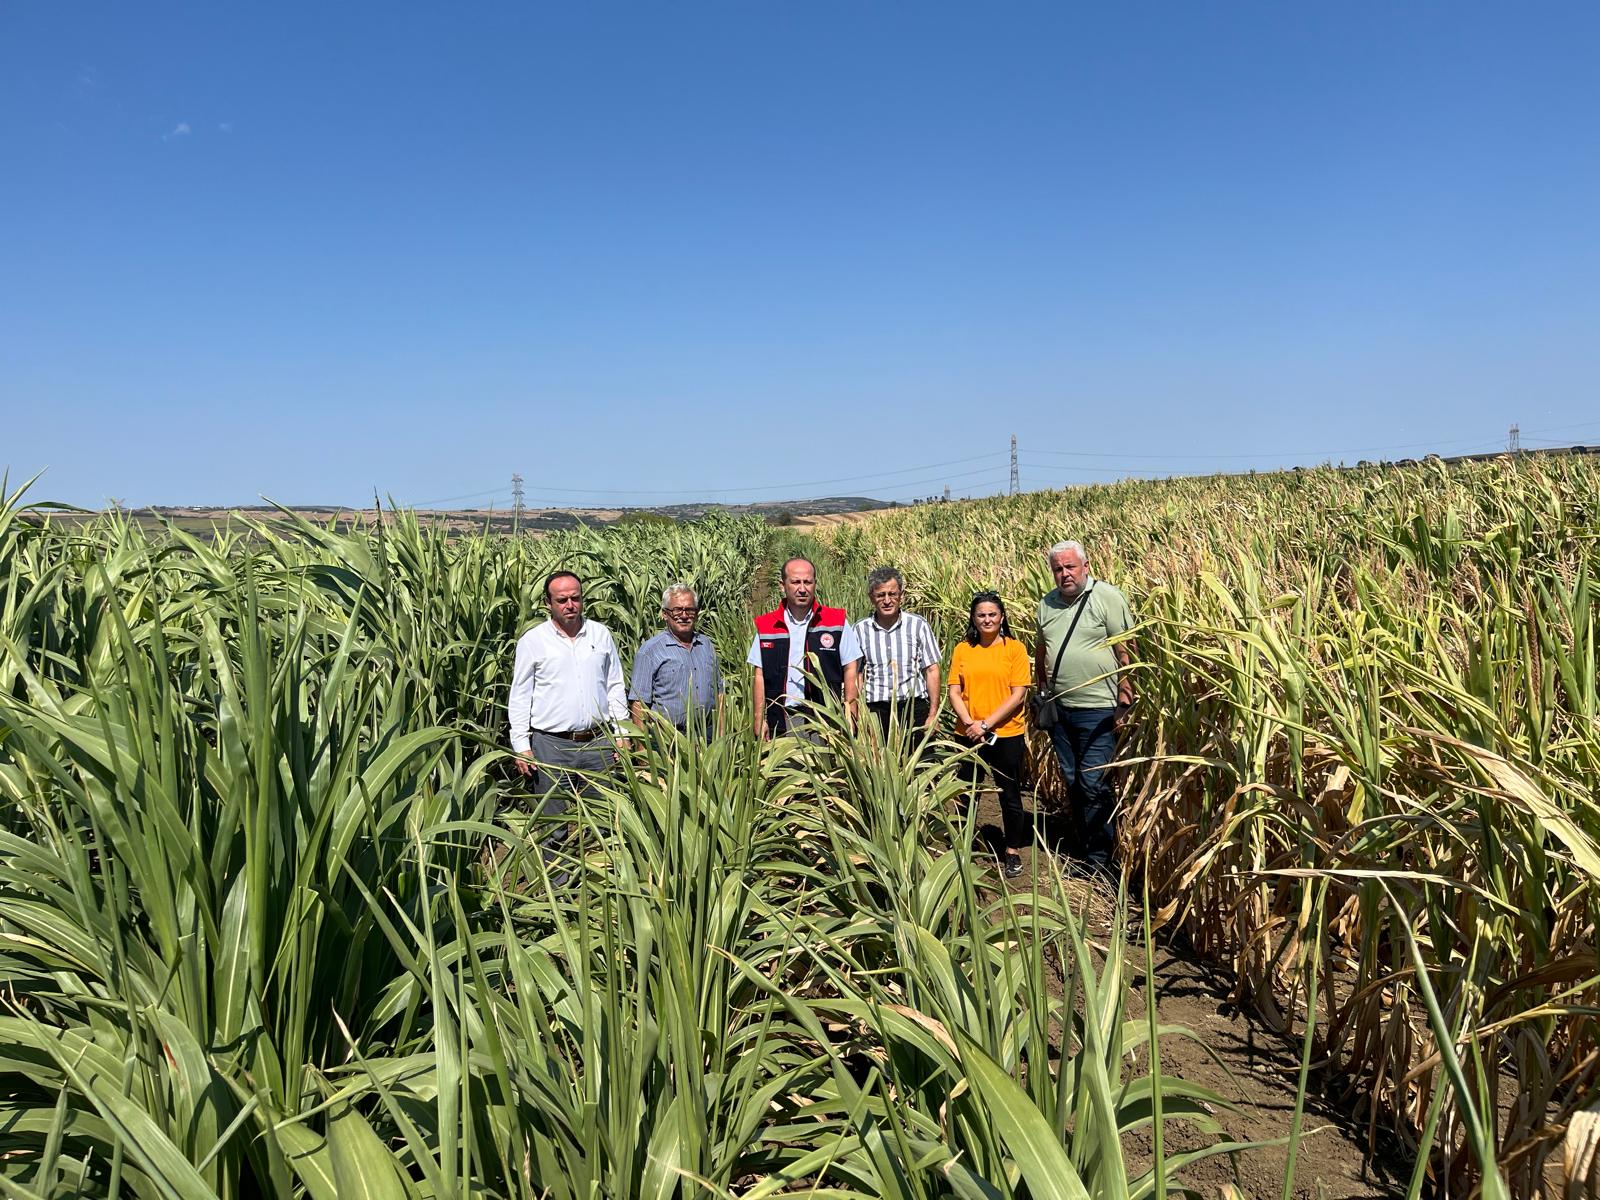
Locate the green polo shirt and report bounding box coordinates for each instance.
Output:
[1035,578,1134,709]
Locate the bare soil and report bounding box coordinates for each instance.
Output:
[969,792,1411,1199]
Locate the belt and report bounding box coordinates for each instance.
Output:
[532,726,606,743]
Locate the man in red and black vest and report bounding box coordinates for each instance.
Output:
[747,556,862,739]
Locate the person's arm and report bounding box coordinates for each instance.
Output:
[946,679,975,734]
[747,634,768,740]
[840,622,862,723]
[922,662,942,727]
[752,667,769,740]
[917,622,942,727]
[588,629,626,758]
[628,639,651,728]
[1105,591,1136,729]
[984,685,1030,734]
[508,633,537,776]
[1033,603,1050,690]
[946,648,983,740]
[1113,638,1136,729]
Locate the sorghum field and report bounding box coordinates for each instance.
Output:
[814,454,1600,1197]
[2,454,1596,1197]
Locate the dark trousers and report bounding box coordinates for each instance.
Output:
[867,697,929,736]
[1045,706,1119,866]
[960,733,1030,852]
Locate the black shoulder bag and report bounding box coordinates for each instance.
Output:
[1032,583,1093,731]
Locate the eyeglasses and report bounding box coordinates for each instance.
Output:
[664,606,699,617]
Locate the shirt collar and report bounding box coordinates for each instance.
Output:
[783,604,816,628]
[870,612,905,632]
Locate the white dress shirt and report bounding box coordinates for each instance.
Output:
[507,619,629,753]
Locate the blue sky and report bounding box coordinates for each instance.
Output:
[4,3,1598,509]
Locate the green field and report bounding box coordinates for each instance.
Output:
[3,458,1595,1197]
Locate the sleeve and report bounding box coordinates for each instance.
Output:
[916,619,941,668]
[507,632,536,754]
[1006,640,1032,688]
[948,643,967,692]
[1104,588,1134,638]
[838,619,863,666]
[746,633,763,669]
[603,630,628,721]
[628,638,652,704]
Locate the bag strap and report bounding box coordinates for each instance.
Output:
[1042,583,1094,704]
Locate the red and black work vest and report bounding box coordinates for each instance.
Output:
[754,603,849,734]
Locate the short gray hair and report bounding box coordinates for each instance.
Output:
[1048,540,1087,563]
[865,565,903,594]
[660,582,697,609]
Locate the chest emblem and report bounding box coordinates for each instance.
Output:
[819,633,835,649]
[761,640,775,649]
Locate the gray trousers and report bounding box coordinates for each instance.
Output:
[525,731,615,868]
[780,706,823,745]
[528,729,615,816]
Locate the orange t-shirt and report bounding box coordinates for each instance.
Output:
[949,636,1032,737]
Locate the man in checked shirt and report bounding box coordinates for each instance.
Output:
[853,566,942,737]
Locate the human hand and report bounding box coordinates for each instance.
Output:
[963,720,987,741]
[1114,703,1133,733]
[515,751,536,777]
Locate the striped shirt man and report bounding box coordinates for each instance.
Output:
[854,611,942,704]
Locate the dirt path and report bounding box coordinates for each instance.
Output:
[968,795,1411,1199]
[1127,943,1408,1198]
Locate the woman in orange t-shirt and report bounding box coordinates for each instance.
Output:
[947,590,1033,878]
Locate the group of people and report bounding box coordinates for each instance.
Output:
[505,541,1135,879]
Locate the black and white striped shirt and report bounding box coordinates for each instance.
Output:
[854,612,942,704]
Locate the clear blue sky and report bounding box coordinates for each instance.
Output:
[5,3,1598,509]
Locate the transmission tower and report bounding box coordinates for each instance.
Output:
[1009,434,1019,495]
[511,473,525,522]
[943,484,951,503]
[1508,424,1521,454]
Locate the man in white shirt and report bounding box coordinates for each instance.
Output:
[506,571,629,847]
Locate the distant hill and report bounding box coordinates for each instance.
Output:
[99,495,898,536]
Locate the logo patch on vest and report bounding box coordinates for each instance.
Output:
[761,640,775,649]
[819,633,835,649]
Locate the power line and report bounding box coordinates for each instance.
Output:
[448,451,1010,506]
[515,461,1013,507]
[1026,427,1520,462]
[1518,417,1600,439]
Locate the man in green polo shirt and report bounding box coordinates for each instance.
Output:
[1034,539,1136,875]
